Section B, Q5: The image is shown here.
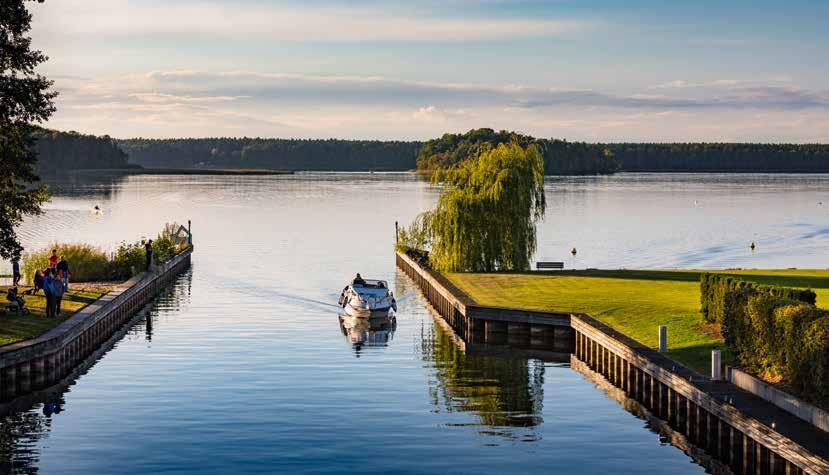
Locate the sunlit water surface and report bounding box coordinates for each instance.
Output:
[2,172,827,474]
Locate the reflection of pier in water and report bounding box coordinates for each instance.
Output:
[0,270,192,473]
[397,256,829,473]
[419,303,550,439]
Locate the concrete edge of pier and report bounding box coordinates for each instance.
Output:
[0,247,193,400]
[396,250,829,475]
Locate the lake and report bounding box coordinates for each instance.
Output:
[2,172,828,474]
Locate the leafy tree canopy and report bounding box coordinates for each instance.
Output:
[0,0,54,260]
[411,142,546,272]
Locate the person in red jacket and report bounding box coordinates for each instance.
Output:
[48,249,58,269]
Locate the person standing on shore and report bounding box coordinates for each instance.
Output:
[12,257,21,287]
[43,270,56,318]
[145,239,153,272]
[48,249,59,269]
[56,256,71,291]
[53,269,65,316]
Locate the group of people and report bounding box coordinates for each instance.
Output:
[30,250,72,318]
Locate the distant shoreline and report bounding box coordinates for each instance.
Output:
[67,168,294,176]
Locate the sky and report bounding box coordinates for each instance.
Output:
[30,0,829,142]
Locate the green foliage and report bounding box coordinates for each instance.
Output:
[423,142,545,272]
[416,128,621,175]
[739,296,829,404]
[119,137,421,171]
[34,129,131,173]
[700,273,816,327]
[700,273,826,405]
[395,214,431,253]
[21,243,110,282]
[0,0,56,260]
[111,241,146,280]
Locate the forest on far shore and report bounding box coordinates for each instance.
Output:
[30,129,829,174]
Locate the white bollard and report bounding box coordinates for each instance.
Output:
[711,350,722,381]
[658,325,667,352]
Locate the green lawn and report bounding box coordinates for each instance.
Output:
[0,285,111,346]
[447,269,829,374]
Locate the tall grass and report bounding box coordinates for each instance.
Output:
[20,222,191,283]
[21,243,111,283]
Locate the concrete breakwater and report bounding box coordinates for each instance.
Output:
[0,247,192,401]
[396,251,829,475]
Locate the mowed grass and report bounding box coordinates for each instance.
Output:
[447,269,829,374]
[0,284,111,346]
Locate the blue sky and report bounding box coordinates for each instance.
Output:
[31,0,829,141]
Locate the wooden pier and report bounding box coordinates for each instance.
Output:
[397,251,829,475]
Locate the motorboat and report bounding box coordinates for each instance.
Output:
[338,278,397,317]
[338,313,397,352]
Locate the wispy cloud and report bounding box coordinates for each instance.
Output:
[34,1,589,42]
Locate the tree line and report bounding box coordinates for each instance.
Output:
[30,132,829,175]
[416,129,620,175]
[118,138,421,171]
[34,129,132,174]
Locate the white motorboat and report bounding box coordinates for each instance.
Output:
[338,278,397,317]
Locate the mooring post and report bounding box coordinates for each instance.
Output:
[188,220,193,245]
[658,325,667,352]
[394,221,399,244]
[711,350,722,381]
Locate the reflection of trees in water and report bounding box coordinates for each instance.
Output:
[421,319,545,434]
[39,171,130,201]
[0,269,192,472]
[0,410,52,474]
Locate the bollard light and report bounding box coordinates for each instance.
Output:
[711,350,722,381]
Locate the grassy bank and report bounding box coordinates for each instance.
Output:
[446,269,829,374]
[0,284,111,346]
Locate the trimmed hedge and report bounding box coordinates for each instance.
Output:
[699,273,827,405]
[700,273,816,325]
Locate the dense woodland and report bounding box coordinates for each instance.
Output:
[34,129,132,174]
[30,130,829,174]
[416,129,620,175]
[118,138,421,171]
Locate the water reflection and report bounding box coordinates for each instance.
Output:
[338,314,397,355]
[421,317,545,438]
[0,270,192,472]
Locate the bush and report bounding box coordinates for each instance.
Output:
[739,295,829,404]
[111,241,147,280]
[700,273,828,406]
[21,243,111,283]
[700,273,816,325]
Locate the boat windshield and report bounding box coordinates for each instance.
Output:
[353,279,387,289]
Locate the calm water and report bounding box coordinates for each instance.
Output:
[1,172,828,474]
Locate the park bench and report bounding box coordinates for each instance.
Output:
[536,261,564,270]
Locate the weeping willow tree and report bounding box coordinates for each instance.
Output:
[401,142,545,272]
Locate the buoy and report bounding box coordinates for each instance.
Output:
[571,247,577,256]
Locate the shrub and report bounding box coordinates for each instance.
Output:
[21,243,111,283]
[111,241,148,280]
[700,273,816,325]
[701,273,828,406]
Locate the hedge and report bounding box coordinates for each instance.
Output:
[699,273,827,405]
[700,273,816,326]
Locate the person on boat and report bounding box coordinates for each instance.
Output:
[353,273,366,286]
